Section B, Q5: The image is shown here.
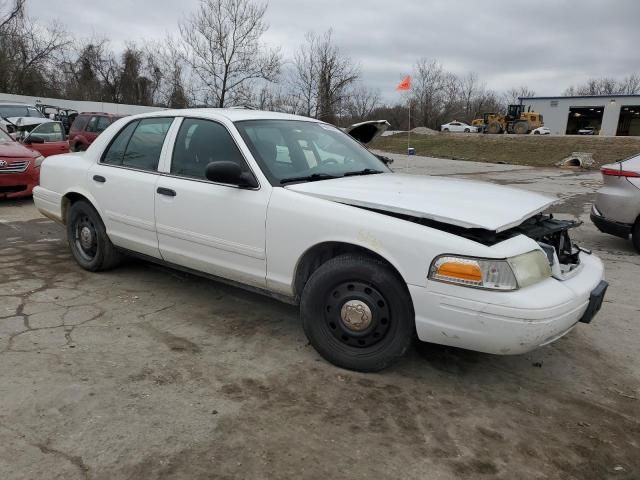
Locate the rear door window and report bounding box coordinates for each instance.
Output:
[102,118,173,172]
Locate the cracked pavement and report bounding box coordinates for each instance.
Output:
[1,157,639,479]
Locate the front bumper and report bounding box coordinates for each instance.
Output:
[0,168,39,199]
[590,205,631,239]
[410,252,605,355]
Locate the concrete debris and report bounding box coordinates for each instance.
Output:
[557,152,595,169]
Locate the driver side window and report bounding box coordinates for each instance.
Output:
[171,118,249,180]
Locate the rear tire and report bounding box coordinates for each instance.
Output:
[67,200,121,271]
[464,128,470,133]
[534,130,540,135]
[443,128,450,132]
[300,254,414,372]
[632,220,640,253]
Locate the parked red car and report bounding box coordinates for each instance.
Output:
[68,112,124,151]
[16,120,70,157]
[0,126,44,199]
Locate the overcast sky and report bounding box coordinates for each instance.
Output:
[28,0,640,102]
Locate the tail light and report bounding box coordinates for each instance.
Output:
[601,167,640,178]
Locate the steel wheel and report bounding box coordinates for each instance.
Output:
[324,281,391,348]
[73,214,98,262]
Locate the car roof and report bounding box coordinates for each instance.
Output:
[121,108,323,123]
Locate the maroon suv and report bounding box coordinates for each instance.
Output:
[68,112,125,151]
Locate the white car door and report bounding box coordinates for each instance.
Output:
[89,117,176,258]
[450,122,462,132]
[154,117,270,288]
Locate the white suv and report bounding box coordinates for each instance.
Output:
[34,109,607,371]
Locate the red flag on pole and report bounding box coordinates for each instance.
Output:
[396,75,411,91]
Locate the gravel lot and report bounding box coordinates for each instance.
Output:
[1,155,639,479]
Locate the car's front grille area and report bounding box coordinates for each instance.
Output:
[0,159,30,173]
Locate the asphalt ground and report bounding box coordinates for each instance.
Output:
[1,155,638,479]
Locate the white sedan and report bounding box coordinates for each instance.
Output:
[34,109,607,372]
[531,126,551,135]
[440,121,477,133]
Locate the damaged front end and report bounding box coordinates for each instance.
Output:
[365,208,584,279]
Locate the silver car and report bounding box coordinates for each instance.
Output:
[591,153,640,252]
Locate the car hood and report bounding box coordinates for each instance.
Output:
[285,173,556,232]
[344,120,390,144]
[0,140,39,158]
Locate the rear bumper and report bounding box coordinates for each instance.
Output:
[33,186,64,222]
[410,253,605,355]
[0,169,39,198]
[590,205,631,239]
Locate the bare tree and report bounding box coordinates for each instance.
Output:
[291,32,319,117]
[502,86,536,105]
[564,75,640,96]
[314,30,359,123]
[0,0,23,33]
[0,14,69,95]
[179,0,281,107]
[619,74,640,95]
[290,30,359,122]
[411,59,448,128]
[346,84,381,121]
[458,72,484,122]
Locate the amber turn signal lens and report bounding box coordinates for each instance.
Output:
[436,262,483,282]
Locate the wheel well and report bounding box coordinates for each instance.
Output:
[293,242,408,301]
[61,192,91,224]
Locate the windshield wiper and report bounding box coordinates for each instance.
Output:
[342,168,384,177]
[280,173,339,185]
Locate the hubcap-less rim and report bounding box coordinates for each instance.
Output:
[74,215,98,261]
[325,281,391,348]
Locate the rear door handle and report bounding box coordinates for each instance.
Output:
[157,187,176,197]
[93,175,106,183]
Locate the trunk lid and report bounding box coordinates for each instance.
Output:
[285,173,555,232]
[344,120,390,144]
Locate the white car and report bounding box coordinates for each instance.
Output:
[578,126,598,135]
[441,121,477,133]
[33,109,607,372]
[531,126,551,135]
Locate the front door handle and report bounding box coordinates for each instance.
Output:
[93,175,106,183]
[157,187,176,197]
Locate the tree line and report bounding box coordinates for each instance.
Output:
[2,0,639,130]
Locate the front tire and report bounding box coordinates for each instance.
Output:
[67,200,121,271]
[464,128,470,133]
[300,254,414,372]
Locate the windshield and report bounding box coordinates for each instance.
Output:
[0,105,45,118]
[234,119,390,185]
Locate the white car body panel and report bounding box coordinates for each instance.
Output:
[33,108,606,357]
[286,173,555,232]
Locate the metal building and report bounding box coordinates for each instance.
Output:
[519,94,640,136]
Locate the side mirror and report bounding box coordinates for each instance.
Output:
[24,136,45,145]
[205,161,258,188]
